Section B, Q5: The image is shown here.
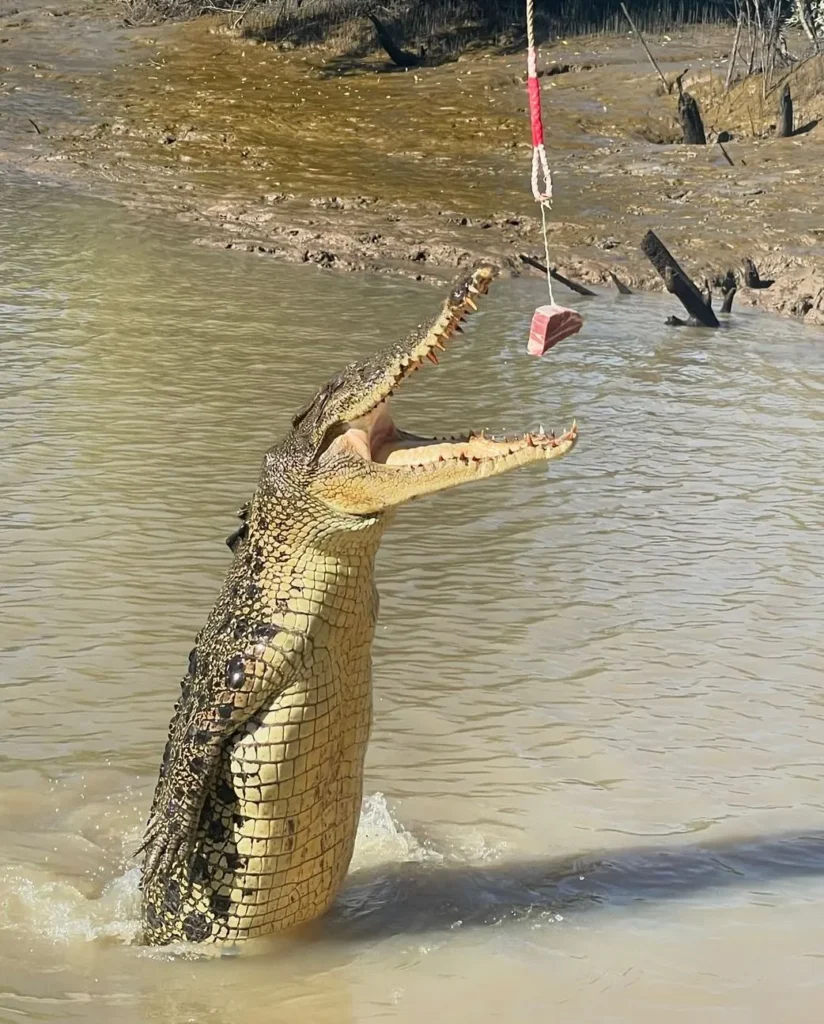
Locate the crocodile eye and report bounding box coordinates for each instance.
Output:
[292,376,342,429]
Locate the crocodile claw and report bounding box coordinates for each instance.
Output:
[137,809,197,887]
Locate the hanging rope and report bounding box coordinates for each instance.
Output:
[525,0,554,303]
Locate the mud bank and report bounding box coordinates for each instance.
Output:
[2,2,823,324]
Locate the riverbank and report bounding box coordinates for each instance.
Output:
[2,1,823,324]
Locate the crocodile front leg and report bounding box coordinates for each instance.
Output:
[139,635,302,886]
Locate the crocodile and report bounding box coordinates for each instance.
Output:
[138,263,578,946]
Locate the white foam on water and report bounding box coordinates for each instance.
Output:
[351,792,443,870]
[0,864,143,945]
[1,794,438,947]
[444,830,506,864]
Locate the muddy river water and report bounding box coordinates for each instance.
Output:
[2,176,824,1022]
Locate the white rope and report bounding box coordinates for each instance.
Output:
[531,147,553,206]
[525,0,537,71]
[540,201,555,304]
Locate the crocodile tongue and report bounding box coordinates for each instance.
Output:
[329,401,396,462]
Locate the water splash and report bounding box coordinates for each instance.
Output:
[351,792,443,869]
[0,794,434,946]
[0,865,142,944]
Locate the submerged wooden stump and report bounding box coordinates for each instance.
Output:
[640,230,719,328]
[743,257,774,289]
[777,84,793,138]
[719,271,737,313]
[678,91,707,145]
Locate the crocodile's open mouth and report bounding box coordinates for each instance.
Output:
[323,264,577,472]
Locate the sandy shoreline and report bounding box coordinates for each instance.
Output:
[1,2,823,325]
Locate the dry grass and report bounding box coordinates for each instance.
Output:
[246,0,731,54]
[121,0,732,52]
[695,51,824,137]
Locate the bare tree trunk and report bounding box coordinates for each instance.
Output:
[678,91,707,144]
[745,0,757,74]
[726,17,743,90]
[620,2,670,90]
[777,83,793,136]
[792,0,818,45]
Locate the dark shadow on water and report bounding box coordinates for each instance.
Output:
[323,829,824,941]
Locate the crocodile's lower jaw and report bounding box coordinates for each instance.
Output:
[329,398,578,471]
[314,397,578,517]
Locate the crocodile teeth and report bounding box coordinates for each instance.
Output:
[426,352,439,365]
[465,297,478,311]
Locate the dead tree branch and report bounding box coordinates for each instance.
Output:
[640,230,720,327]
